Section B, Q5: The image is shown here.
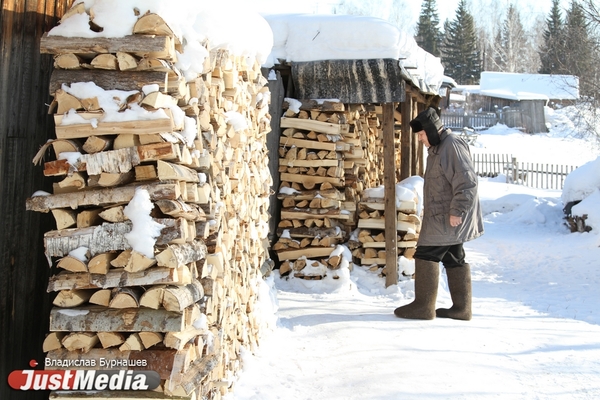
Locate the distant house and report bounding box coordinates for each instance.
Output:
[446,71,579,133]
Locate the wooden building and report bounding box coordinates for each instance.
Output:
[266,58,438,286]
[447,71,580,133]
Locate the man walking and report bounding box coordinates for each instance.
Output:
[394,107,484,321]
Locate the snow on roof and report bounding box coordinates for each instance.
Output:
[262,13,445,93]
[479,89,549,101]
[480,71,579,101]
[263,14,406,63]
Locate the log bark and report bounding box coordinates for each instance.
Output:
[79,143,180,175]
[49,306,186,332]
[26,182,180,213]
[48,266,190,292]
[49,69,170,95]
[40,33,176,61]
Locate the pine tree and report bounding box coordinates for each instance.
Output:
[441,0,481,84]
[415,0,441,56]
[539,0,565,74]
[563,0,595,96]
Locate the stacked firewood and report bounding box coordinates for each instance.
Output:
[274,100,406,279]
[351,190,420,274]
[26,9,271,400]
[275,100,353,278]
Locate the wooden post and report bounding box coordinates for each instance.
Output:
[383,103,398,287]
[400,94,413,181]
[1,2,72,400]
[415,101,425,176]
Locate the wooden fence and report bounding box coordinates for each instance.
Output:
[472,153,513,178]
[471,154,577,190]
[441,111,498,130]
[442,110,532,132]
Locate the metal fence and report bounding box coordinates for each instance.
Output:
[471,154,578,190]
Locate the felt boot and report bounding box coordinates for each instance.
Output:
[394,259,439,320]
[436,263,472,321]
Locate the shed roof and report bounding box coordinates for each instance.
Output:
[479,72,579,101]
[292,59,406,103]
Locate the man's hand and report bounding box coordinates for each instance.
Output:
[450,215,463,227]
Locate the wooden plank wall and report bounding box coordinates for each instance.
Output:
[264,68,286,248]
[0,1,71,398]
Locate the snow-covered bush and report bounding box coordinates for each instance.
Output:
[561,156,600,232]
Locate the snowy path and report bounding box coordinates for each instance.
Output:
[233,273,600,400]
[233,288,600,400]
[230,192,600,400]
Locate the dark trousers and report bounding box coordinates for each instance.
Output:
[414,244,466,268]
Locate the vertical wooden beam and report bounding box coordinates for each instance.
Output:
[416,101,425,176]
[0,3,70,400]
[400,93,413,181]
[411,99,422,176]
[383,103,398,287]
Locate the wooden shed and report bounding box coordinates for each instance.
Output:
[447,72,579,133]
[266,58,438,286]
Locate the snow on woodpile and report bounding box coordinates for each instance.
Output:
[262,13,444,92]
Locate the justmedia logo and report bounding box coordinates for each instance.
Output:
[8,368,160,391]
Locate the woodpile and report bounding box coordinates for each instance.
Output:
[27,9,272,400]
[351,194,420,275]
[274,100,349,279]
[565,214,592,233]
[275,99,407,279]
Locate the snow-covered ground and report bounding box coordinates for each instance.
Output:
[225,107,600,400]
